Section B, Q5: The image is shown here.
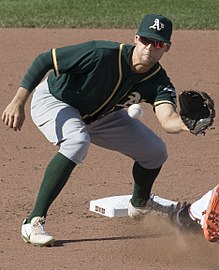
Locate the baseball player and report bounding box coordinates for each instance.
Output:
[169,185,219,242]
[2,14,219,246]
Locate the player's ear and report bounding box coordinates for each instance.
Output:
[134,34,139,44]
[164,43,171,52]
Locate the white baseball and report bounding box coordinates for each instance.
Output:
[128,104,144,119]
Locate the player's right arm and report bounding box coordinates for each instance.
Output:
[2,50,53,131]
[2,87,30,131]
[2,42,95,131]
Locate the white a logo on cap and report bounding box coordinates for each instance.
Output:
[149,19,164,31]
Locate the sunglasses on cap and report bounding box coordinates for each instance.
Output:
[139,36,168,49]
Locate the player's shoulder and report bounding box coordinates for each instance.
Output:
[73,40,133,54]
[88,40,126,60]
[95,42,134,53]
[94,40,122,50]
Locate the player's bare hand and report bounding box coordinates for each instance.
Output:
[2,102,25,131]
[2,87,30,131]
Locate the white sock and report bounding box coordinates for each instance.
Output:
[189,189,213,227]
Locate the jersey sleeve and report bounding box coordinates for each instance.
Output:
[152,67,177,108]
[20,51,53,92]
[153,84,177,108]
[20,41,97,92]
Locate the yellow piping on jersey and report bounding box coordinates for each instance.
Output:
[108,65,162,112]
[52,48,60,76]
[154,100,176,107]
[140,65,161,82]
[118,65,161,104]
[83,43,124,120]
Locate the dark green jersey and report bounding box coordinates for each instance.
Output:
[21,40,176,124]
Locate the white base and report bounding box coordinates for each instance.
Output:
[89,194,178,218]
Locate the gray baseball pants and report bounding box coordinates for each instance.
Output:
[31,79,167,169]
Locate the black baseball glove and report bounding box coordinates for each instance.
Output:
[179,90,215,135]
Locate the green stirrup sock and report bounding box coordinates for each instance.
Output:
[131,162,161,207]
[27,152,76,222]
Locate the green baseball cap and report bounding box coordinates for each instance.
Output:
[137,14,172,44]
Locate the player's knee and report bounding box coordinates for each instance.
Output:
[139,139,168,168]
[158,140,168,162]
[151,139,168,167]
[59,134,91,164]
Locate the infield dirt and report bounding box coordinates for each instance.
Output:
[1,28,219,270]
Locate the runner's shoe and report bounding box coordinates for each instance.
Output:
[21,217,54,246]
[168,202,201,232]
[203,185,219,242]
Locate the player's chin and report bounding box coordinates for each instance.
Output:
[142,55,156,65]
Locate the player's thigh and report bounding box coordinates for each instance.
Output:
[88,109,167,168]
[31,80,90,163]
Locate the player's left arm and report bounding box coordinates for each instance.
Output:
[155,103,188,133]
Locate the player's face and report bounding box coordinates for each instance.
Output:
[133,35,170,68]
